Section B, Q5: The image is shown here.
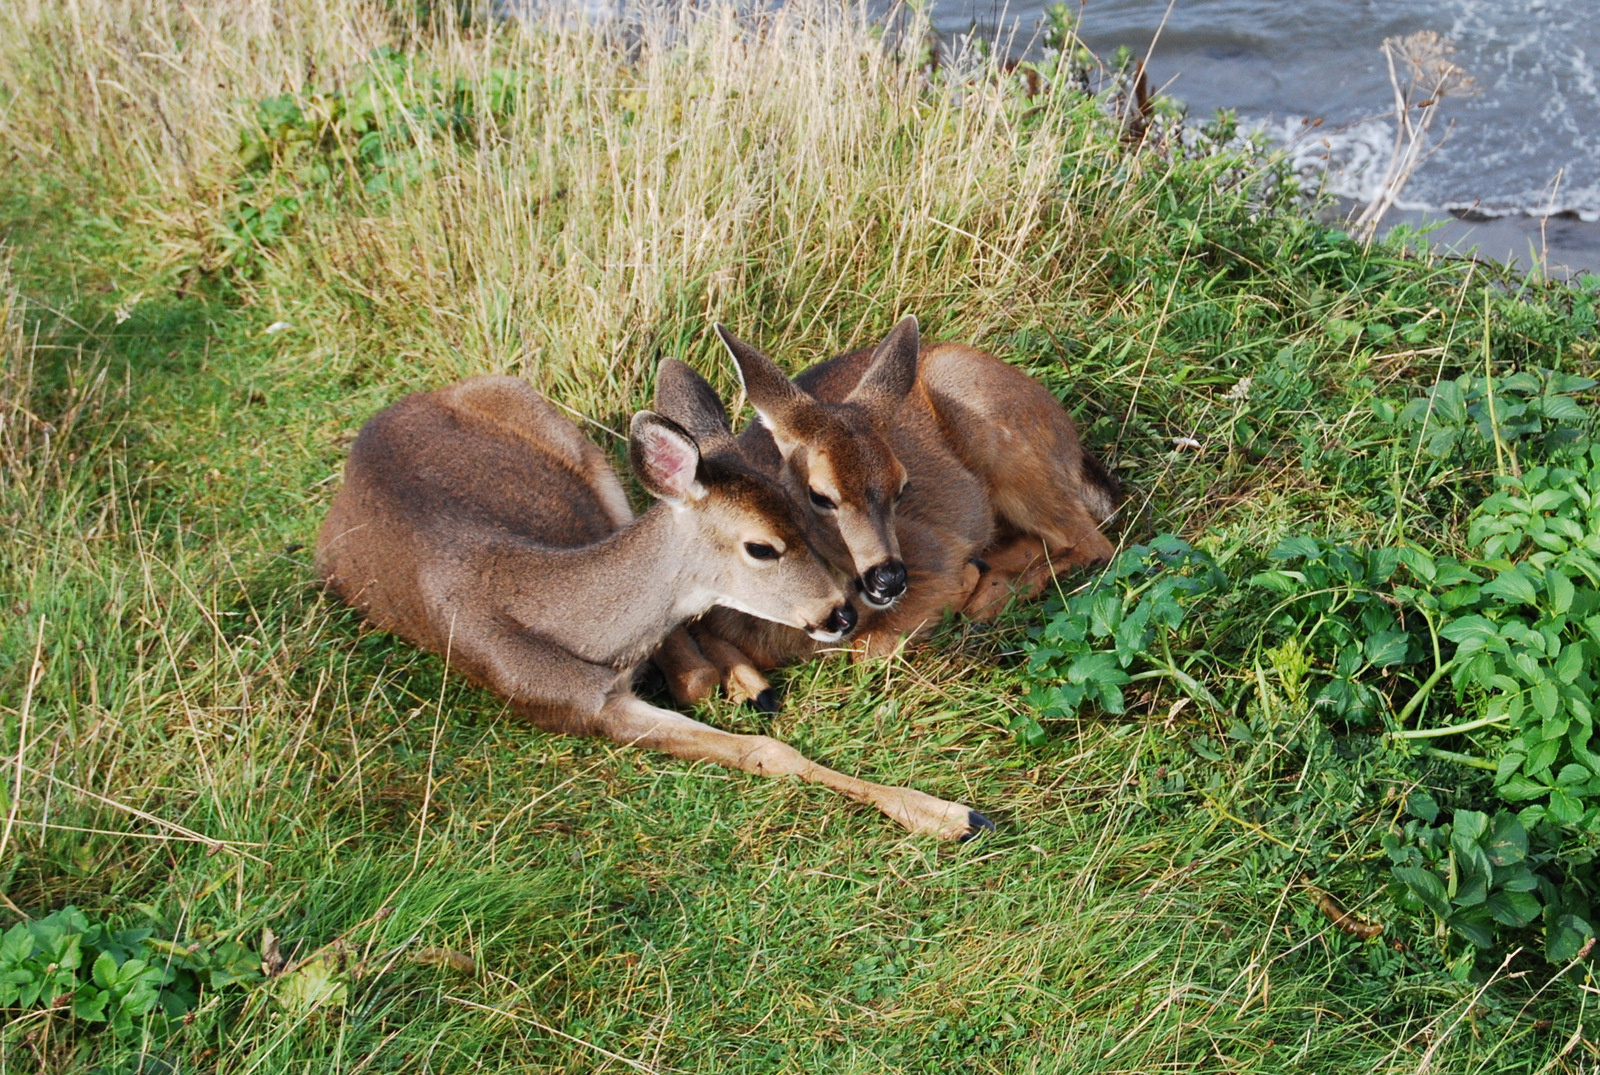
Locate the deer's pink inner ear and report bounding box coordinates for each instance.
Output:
[639,423,700,498]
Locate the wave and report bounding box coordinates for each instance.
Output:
[1254,116,1600,225]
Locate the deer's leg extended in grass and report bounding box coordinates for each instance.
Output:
[599,693,992,841]
[451,619,987,839]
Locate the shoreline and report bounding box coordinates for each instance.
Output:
[1323,199,1600,279]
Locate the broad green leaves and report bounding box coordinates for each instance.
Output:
[1022,536,1221,741]
[1387,808,1590,962]
[1393,866,1451,919]
[1398,369,1597,463]
[0,906,263,1040]
[1433,454,1600,830]
[1021,488,1600,965]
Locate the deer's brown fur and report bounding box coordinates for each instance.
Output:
[657,318,1118,704]
[317,370,991,840]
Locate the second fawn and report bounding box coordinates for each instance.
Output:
[657,317,1119,706]
[317,368,992,840]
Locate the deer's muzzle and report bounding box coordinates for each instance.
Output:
[808,600,859,642]
[859,560,908,609]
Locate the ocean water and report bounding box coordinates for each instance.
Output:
[942,0,1600,221]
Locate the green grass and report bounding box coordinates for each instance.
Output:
[1,1,1598,1071]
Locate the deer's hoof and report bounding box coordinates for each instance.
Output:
[960,810,996,842]
[751,687,781,714]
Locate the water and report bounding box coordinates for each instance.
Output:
[936,0,1600,273]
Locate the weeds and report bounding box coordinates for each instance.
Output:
[1354,32,1482,240]
[0,906,261,1038]
[1024,364,1600,973]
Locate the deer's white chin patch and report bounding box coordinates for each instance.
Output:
[713,595,806,632]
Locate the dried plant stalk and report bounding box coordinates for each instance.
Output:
[1354,32,1480,240]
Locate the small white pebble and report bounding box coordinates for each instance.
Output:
[265,321,293,335]
[1173,436,1202,451]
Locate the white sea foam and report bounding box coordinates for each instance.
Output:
[1256,117,1397,205]
[1243,114,1598,223]
[1060,0,1600,225]
[1234,0,1598,221]
[1424,0,1600,216]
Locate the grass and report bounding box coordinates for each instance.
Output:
[1,0,1598,1071]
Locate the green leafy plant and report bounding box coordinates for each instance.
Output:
[1420,452,1600,820]
[1019,534,1224,745]
[1386,794,1593,966]
[1387,368,1596,463]
[1248,538,1422,723]
[1386,799,1541,968]
[0,906,263,1039]
[1022,423,1600,965]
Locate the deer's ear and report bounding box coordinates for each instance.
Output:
[844,315,919,431]
[630,411,705,503]
[654,359,735,456]
[716,323,818,457]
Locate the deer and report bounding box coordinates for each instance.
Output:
[316,367,993,841]
[654,316,1119,709]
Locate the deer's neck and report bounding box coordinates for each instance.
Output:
[501,505,715,669]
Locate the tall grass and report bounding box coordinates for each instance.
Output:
[1,0,1595,1071]
[3,0,1174,400]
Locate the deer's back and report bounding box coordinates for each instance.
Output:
[317,376,629,650]
[915,343,1118,523]
[913,344,1085,476]
[803,340,1113,518]
[799,342,1074,465]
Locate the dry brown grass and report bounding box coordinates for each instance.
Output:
[2,0,1147,413]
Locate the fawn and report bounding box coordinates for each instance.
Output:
[316,369,991,840]
[656,316,1119,707]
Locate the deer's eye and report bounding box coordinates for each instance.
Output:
[744,542,780,561]
[808,489,837,511]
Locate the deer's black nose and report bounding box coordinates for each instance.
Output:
[860,560,908,607]
[825,602,858,637]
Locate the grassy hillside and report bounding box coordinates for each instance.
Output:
[1,1,1597,1071]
